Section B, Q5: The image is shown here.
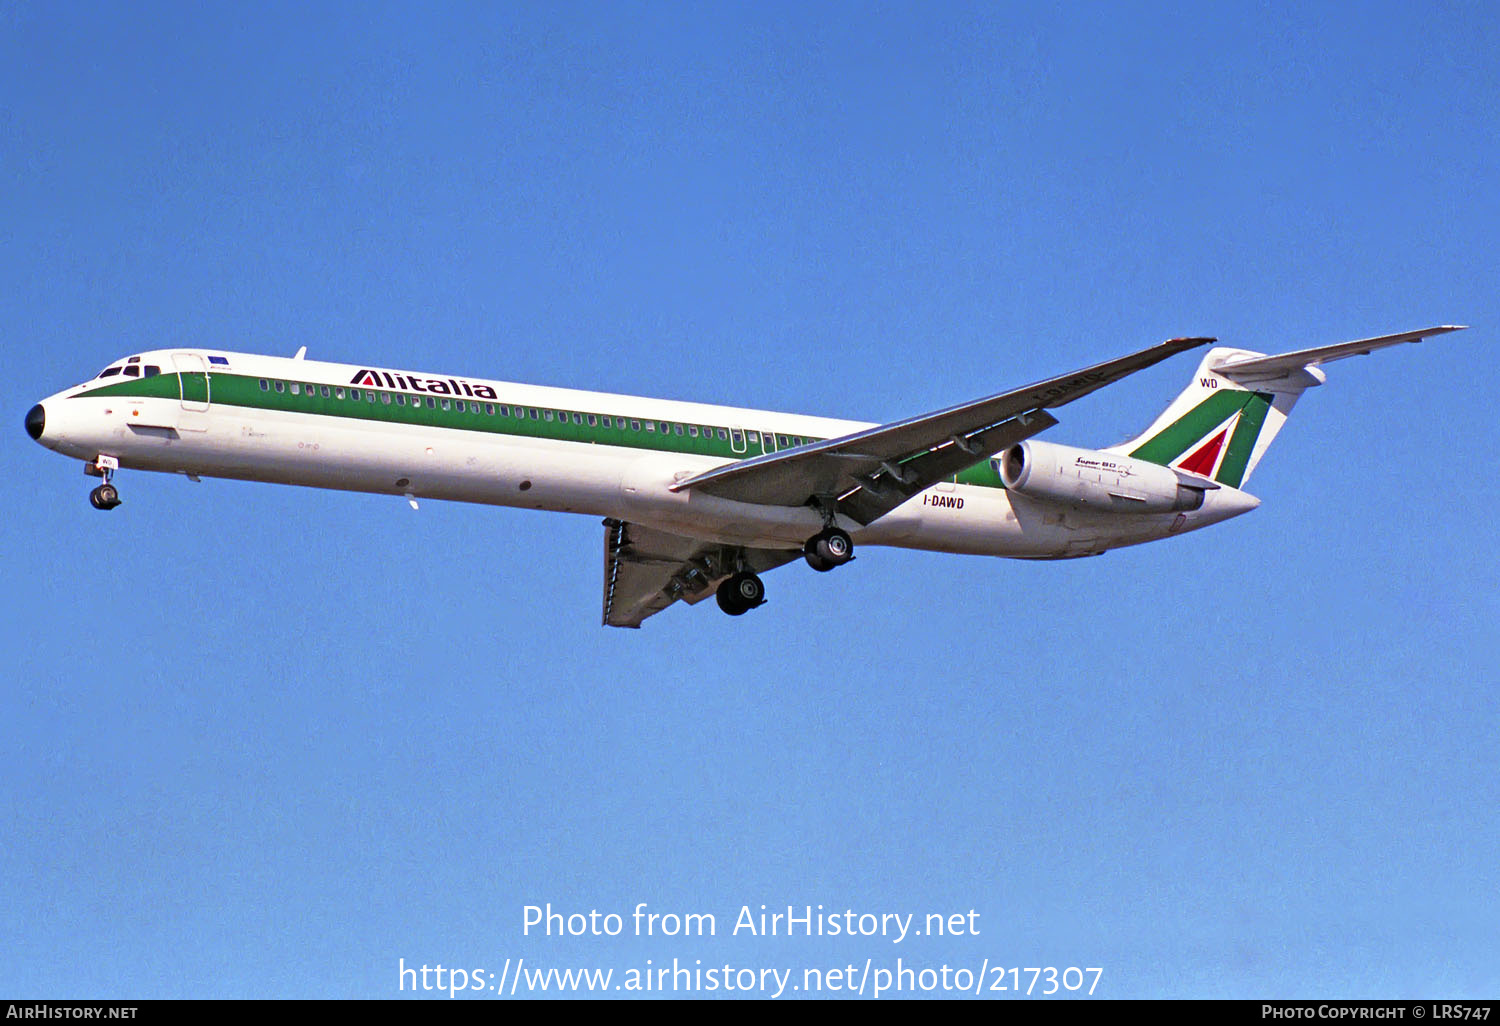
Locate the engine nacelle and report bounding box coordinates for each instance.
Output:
[998,440,1206,514]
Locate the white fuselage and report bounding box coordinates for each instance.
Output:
[28,348,1258,558]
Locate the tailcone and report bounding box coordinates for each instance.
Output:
[1208,485,1260,520]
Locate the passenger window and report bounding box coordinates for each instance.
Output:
[320,386,331,398]
[778,435,789,447]
[455,400,465,412]
[645,421,655,432]
[259,379,269,390]
[290,383,301,395]
[499,405,509,416]
[395,393,406,405]
[529,408,539,420]
[632,420,642,431]
[587,414,597,426]
[543,410,553,421]
[688,425,698,437]
[425,397,436,409]
[335,388,346,400]
[658,422,668,433]
[440,398,451,411]
[381,392,391,404]
[602,416,612,428]
[731,429,744,446]
[573,412,583,425]
[717,429,728,441]
[746,431,757,442]
[485,404,495,415]
[352,389,362,401]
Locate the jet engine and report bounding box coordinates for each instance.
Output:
[998,440,1207,514]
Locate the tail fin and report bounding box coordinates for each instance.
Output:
[1109,326,1466,489]
[1106,348,1314,488]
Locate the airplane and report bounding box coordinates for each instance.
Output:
[24,325,1464,627]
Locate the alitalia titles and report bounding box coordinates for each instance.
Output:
[350,369,498,400]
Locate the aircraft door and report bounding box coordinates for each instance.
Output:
[171,352,211,432]
[172,353,211,411]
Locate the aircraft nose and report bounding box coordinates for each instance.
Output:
[25,403,45,441]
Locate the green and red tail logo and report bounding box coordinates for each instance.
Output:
[1128,388,1274,489]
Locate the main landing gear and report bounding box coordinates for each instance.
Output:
[803,527,854,572]
[713,523,856,618]
[715,571,766,617]
[86,455,122,510]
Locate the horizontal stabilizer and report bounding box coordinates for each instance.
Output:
[1211,326,1467,381]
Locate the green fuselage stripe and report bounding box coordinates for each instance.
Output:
[79,371,1009,488]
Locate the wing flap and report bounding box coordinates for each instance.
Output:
[837,410,1058,524]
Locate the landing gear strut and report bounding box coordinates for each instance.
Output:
[803,527,853,572]
[715,571,765,616]
[86,455,122,510]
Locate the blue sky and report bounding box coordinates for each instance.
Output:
[4,0,1497,999]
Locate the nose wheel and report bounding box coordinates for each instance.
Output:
[86,455,123,510]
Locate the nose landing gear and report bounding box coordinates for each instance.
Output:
[85,455,123,511]
[89,484,121,510]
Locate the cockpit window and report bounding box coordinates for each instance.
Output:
[98,366,121,378]
[143,365,161,377]
[127,356,140,364]
[123,366,140,377]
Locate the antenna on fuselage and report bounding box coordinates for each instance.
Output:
[293,346,307,360]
